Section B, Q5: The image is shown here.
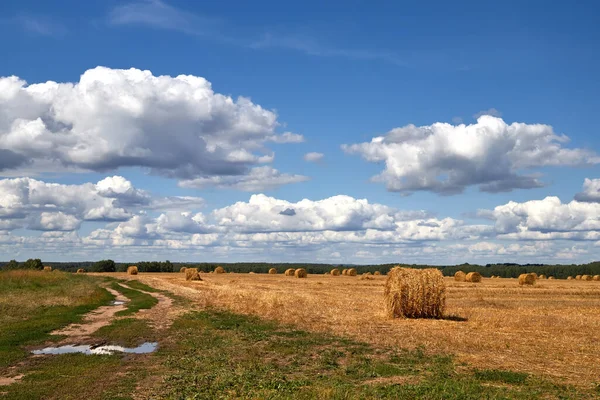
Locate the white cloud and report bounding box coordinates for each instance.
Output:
[178,166,308,191]
[342,116,599,195]
[473,108,502,119]
[0,67,303,189]
[574,178,600,202]
[303,152,324,163]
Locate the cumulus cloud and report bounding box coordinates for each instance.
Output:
[0,67,303,188]
[303,152,324,163]
[574,178,600,202]
[178,166,308,191]
[342,116,600,195]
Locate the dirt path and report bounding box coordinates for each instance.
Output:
[117,282,181,331]
[51,287,129,344]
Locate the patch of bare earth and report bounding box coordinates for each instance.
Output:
[117,282,181,331]
[0,374,24,387]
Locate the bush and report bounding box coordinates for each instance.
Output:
[23,259,43,270]
[92,259,116,272]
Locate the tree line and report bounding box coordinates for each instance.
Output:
[2,259,600,278]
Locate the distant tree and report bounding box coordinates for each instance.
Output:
[3,259,20,270]
[92,259,116,272]
[22,258,43,270]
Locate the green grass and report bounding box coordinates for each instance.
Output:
[123,279,164,293]
[0,270,113,370]
[109,281,158,316]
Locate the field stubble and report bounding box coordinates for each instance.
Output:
[109,273,600,387]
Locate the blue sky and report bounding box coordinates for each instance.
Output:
[0,0,599,264]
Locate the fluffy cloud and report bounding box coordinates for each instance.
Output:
[178,166,308,191]
[0,67,303,187]
[303,152,324,163]
[574,178,600,202]
[342,116,599,195]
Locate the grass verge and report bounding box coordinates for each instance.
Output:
[109,282,158,317]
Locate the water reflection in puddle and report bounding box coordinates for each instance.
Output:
[110,300,125,306]
[32,342,157,355]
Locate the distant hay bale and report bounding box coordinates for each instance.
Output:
[575,275,582,280]
[43,266,52,272]
[330,268,340,276]
[284,268,295,276]
[342,269,348,275]
[582,275,593,281]
[530,272,538,280]
[360,274,374,280]
[538,274,546,279]
[364,272,372,276]
[548,276,555,280]
[295,268,307,278]
[347,268,357,276]
[76,268,85,274]
[214,266,225,274]
[249,272,255,274]
[567,276,574,280]
[384,267,446,319]
[466,272,482,283]
[180,267,187,273]
[185,268,202,281]
[593,275,600,281]
[518,273,535,286]
[454,271,467,282]
[268,268,277,274]
[127,266,138,275]
[374,271,381,276]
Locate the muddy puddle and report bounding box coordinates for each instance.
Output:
[32,342,158,356]
[110,300,126,306]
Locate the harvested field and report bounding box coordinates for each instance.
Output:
[111,272,600,387]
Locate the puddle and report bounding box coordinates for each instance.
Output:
[32,342,158,355]
[110,300,126,306]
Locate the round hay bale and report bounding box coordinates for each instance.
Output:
[127,266,138,275]
[384,267,446,319]
[548,276,555,280]
[360,274,374,280]
[454,271,467,282]
[530,272,538,280]
[575,275,582,280]
[518,273,535,286]
[330,268,340,276]
[342,269,348,275]
[249,271,255,274]
[582,274,593,281]
[364,272,372,276]
[567,276,574,280]
[347,268,357,276]
[374,271,381,276]
[294,268,307,278]
[43,266,52,272]
[465,272,482,283]
[76,268,85,274]
[284,268,295,276]
[538,274,546,280]
[268,268,277,274]
[214,266,225,274]
[185,268,202,281]
[180,267,187,273]
[593,275,600,281]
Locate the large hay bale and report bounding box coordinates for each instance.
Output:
[518,273,535,286]
[214,266,225,274]
[76,268,85,274]
[384,267,446,319]
[582,275,593,281]
[342,269,348,276]
[374,271,381,276]
[43,266,52,272]
[268,268,277,274]
[127,266,138,275]
[180,267,187,273]
[347,268,357,276]
[567,276,574,280]
[330,268,340,276]
[575,275,582,280]
[530,272,538,280]
[295,268,307,278]
[538,274,546,280]
[454,271,467,282]
[284,268,295,276]
[465,272,482,283]
[185,268,202,281]
[593,275,600,281]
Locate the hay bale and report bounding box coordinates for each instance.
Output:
[582,275,593,281]
[284,268,295,276]
[530,272,538,280]
[249,271,255,274]
[567,276,574,280]
[43,266,52,272]
[593,275,600,281]
[384,267,446,319]
[214,266,225,274]
[185,268,202,281]
[268,268,277,274]
[538,274,546,280]
[330,268,340,276]
[76,268,85,274]
[575,275,582,280]
[374,271,381,276]
[364,272,372,276]
[518,273,535,286]
[548,276,555,280]
[454,271,467,282]
[360,274,374,280]
[465,272,482,283]
[341,269,348,275]
[180,267,187,273]
[127,266,138,275]
[347,268,357,276]
[295,268,307,278]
